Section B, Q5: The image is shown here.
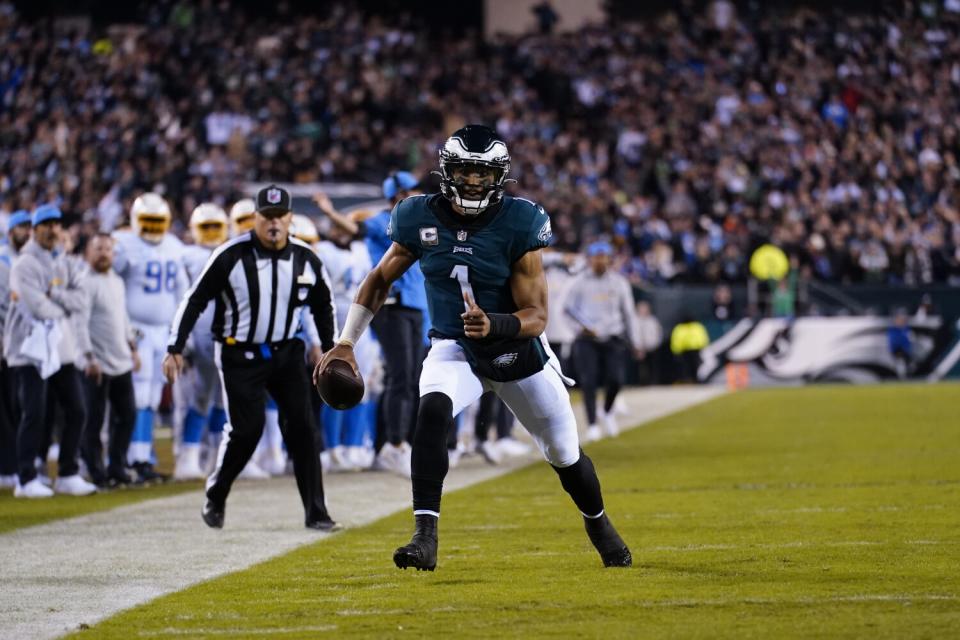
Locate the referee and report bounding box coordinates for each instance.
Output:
[162,185,339,531]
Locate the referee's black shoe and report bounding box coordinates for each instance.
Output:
[393,514,438,571]
[202,498,225,529]
[305,514,342,532]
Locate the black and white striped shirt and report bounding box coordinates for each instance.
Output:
[167,232,336,354]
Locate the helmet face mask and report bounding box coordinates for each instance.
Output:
[136,214,172,243]
[195,222,227,247]
[438,125,510,216]
[190,203,229,248]
[232,214,255,235]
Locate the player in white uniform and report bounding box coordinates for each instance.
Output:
[113,193,189,481]
[173,204,229,479]
[229,198,256,238]
[307,213,380,471]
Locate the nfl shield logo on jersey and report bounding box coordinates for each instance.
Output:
[267,188,282,204]
[457,230,468,242]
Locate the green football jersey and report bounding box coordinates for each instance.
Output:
[389,194,553,380]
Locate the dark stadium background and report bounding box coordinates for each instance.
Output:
[14,0,895,25]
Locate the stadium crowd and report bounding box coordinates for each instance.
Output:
[2,1,960,288]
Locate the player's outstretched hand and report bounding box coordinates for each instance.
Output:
[462,292,490,339]
[312,192,334,215]
[314,343,360,387]
[162,353,184,384]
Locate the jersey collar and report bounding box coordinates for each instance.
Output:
[250,231,293,259]
[428,194,504,232]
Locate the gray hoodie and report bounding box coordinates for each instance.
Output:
[4,240,89,368]
[0,259,10,342]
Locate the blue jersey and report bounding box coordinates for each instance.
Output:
[365,210,429,314]
[389,194,553,381]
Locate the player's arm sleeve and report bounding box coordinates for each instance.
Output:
[167,250,229,354]
[513,202,553,263]
[73,277,94,358]
[388,201,422,258]
[111,238,129,276]
[306,258,337,352]
[175,254,191,303]
[10,257,65,320]
[48,259,88,315]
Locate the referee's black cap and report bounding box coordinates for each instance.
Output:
[255,184,292,215]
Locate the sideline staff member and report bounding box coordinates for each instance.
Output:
[163,185,339,531]
[564,241,642,442]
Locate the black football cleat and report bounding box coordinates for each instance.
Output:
[201,499,225,529]
[305,514,343,532]
[133,462,170,485]
[584,513,632,568]
[393,514,438,571]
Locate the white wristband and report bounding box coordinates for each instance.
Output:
[338,303,374,347]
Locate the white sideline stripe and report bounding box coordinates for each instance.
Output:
[0,386,723,640]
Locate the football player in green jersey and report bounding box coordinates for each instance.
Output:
[316,125,631,570]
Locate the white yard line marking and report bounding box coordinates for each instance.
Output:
[0,386,725,640]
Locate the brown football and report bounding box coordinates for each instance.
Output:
[315,359,364,410]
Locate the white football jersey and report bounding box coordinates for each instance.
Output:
[113,230,189,326]
[316,239,371,328]
[182,244,217,353]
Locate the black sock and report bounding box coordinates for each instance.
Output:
[552,450,604,517]
[603,387,620,414]
[411,392,454,513]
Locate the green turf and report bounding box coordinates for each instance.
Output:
[76,384,959,638]
[0,437,200,533]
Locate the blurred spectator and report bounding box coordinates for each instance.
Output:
[771,277,797,318]
[0,258,14,488]
[887,309,913,379]
[532,1,559,35]
[0,212,32,263]
[914,293,937,320]
[634,300,663,386]
[670,316,709,383]
[0,2,958,288]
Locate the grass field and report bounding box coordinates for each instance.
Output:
[70,384,959,639]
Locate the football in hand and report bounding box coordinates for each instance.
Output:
[315,359,364,410]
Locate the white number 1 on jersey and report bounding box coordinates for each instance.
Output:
[450,264,475,311]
